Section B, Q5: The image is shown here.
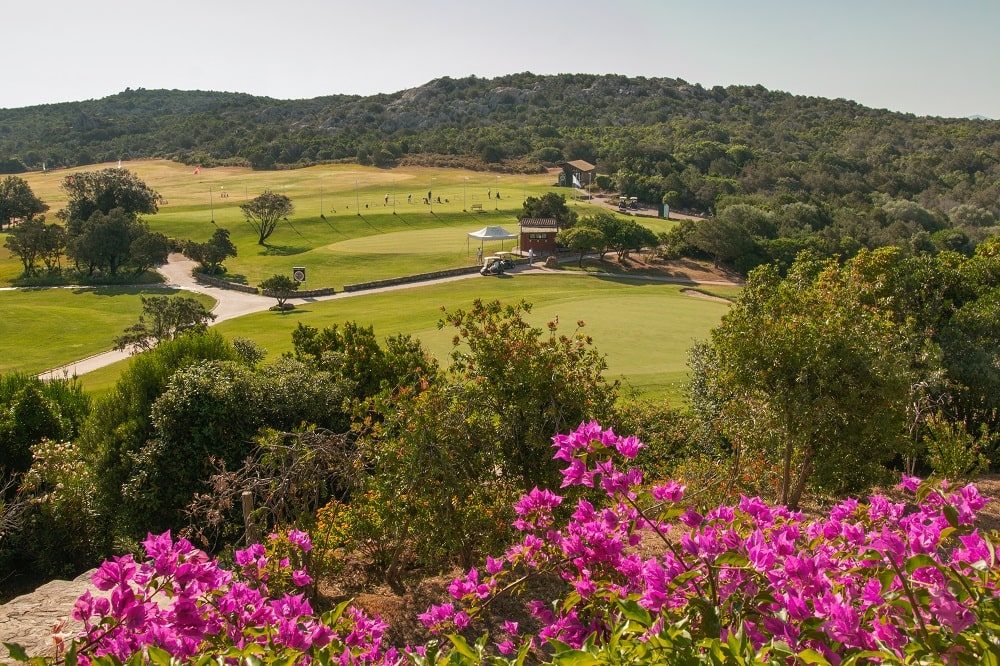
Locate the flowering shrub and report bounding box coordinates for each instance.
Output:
[426,422,1000,664]
[62,530,397,666]
[12,422,999,665]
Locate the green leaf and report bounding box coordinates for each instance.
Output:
[3,643,30,663]
[446,634,479,661]
[617,598,653,626]
[841,651,898,665]
[796,648,832,665]
[321,598,352,627]
[145,646,173,666]
[550,650,599,666]
[714,551,750,568]
[943,503,961,528]
[513,640,531,666]
[561,590,582,613]
[905,553,939,574]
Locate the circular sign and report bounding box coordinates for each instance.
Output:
[292,268,306,282]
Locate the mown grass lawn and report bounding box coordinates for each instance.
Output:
[9,160,720,402]
[0,287,215,376]
[79,273,731,403]
[2,161,638,289]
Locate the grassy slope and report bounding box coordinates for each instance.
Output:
[9,160,727,401]
[2,162,637,289]
[0,287,215,375]
[79,274,730,403]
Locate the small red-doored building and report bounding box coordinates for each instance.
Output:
[519,218,559,254]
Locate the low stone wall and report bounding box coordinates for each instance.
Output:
[193,273,258,294]
[343,265,482,292]
[262,287,337,299]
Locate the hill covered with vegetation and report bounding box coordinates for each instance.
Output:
[1,73,997,218]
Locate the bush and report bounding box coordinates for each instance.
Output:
[28,423,1000,665]
[924,415,992,481]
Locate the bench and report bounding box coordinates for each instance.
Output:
[470,203,483,212]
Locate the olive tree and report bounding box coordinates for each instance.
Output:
[240,191,293,245]
[113,295,216,353]
[690,254,911,508]
[259,274,299,309]
[557,225,605,267]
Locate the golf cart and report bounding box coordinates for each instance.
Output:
[480,255,505,276]
[494,251,516,269]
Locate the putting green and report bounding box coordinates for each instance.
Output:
[221,273,728,402]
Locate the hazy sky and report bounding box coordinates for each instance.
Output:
[3,0,997,119]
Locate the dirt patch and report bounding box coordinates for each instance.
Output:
[681,288,733,303]
[574,253,742,285]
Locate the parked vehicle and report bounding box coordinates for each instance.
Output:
[480,255,505,276]
[493,251,516,269]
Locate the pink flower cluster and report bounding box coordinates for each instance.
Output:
[72,530,397,665]
[432,421,998,662]
[68,421,998,664]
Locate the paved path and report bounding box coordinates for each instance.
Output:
[38,253,740,379]
[39,254,486,378]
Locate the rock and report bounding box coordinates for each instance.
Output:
[0,570,97,663]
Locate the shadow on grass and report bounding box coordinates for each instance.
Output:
[267,306,311,315]
[261,245,310,256]
[12,270,165,288]
[321,216,345,235]
[356,214,383,233]
[70,286,188,297]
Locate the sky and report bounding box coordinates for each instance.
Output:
[3,0,998,119]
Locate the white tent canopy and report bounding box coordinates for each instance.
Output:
[467,226,517,256]
[468,226,517,241]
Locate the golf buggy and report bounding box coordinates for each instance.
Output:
[494,251,516,270]
[480,255,505,276]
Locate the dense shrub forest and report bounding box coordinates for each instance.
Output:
[1,73,997,219]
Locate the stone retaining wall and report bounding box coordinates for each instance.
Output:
[343,264,488,292]
[263,287,337,299]
[194,272,258,294]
